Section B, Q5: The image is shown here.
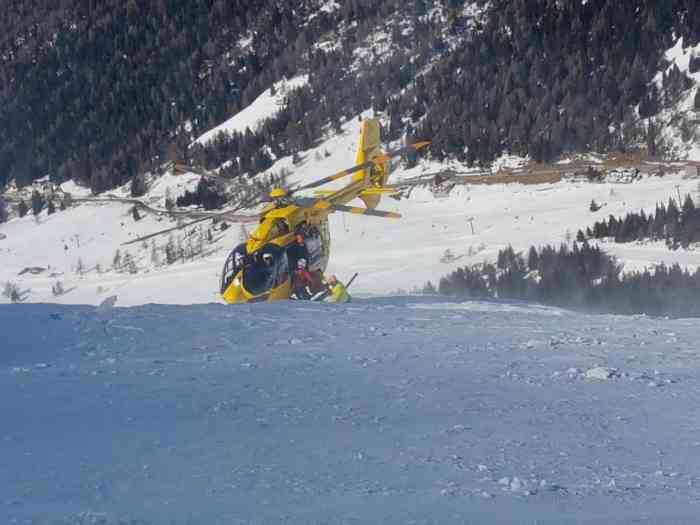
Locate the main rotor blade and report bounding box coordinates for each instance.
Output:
[121,211,258,246]
[291,140,431,194]
[293,196,400,218]
[328,203,402,219]
[292,160,375,192]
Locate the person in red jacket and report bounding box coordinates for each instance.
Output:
[293,258,323,299]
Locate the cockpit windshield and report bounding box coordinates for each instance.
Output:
[220,243,248,294]
[241,244,289,296]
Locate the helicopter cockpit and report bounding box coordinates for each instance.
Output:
[220,242,290,297]
[243,244,289,296]
[220,243,249,294]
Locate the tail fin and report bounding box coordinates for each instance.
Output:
[353,118,388,209]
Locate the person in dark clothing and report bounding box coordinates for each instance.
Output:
[293,258,323,299]
[288,233,309,268]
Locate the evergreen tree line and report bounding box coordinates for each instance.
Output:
[201,0,700,180]
[191,1,450,175]
[175,179,228,210]
[10,191,72,219]
[582,194,700,249]
[413,0,700,164]
[434,242,700,317]
[0,0,350,191]
[3,1,699,192]
[111,224,216,272]
[0,196,8,223]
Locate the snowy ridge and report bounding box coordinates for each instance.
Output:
[2,298,700,523]
[192,75,309,147]
[653,37,700,160]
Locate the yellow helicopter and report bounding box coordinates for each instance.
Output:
[219,118,429,303]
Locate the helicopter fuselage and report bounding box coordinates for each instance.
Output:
[219,117,426,304]
[220,211,330,304]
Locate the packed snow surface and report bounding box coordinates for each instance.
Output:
[2,298,700,523]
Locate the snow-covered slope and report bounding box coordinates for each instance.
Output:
[192,75,309,147]
[653,37,700,160]
[3,298,700,523]
[2,111,700,306]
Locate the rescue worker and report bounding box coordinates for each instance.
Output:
[293,258,323,300]
[288,233,309,267]
[326,274,350,303]
[234,251,247,270]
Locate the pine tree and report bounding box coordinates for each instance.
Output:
[123,252,138,274]
[680,194,697,248]
[112,249,122,271]
[18,200,28,217]
[61,193,72,210]
[3,282,21,303]
[695,89,700,111]
[165,236,177,264]
[130,174,147,197]
[31,190,45,216]
[52,281,65,296]
[165,187,175,211]
[0,196,8,223]
[527,246,539,270]
[47,200,56,215]
[690,56,700,75]
[177,237,185,262]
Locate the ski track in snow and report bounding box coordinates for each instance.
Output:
[2,298,700,524]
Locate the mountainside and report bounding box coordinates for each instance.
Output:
[2,1,700,310]
[2,0,700,192]
[1,121,699,308]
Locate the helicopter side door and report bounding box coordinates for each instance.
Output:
[315,221,330,272]
[304,226,324,271]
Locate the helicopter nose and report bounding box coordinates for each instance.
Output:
[222,280,247,304]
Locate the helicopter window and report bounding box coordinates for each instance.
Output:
[268,219,290,238]
[220,243,248,293]
[304,228,323,268]
[242,244,289,296]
